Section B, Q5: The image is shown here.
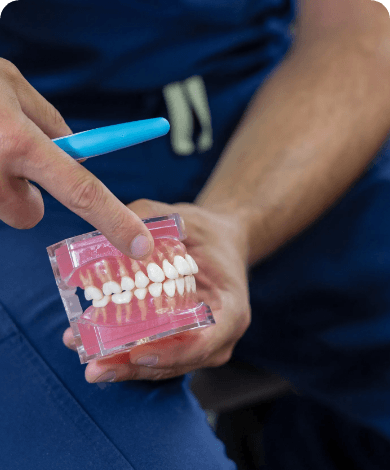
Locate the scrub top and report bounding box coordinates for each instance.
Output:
[1,1,390,469]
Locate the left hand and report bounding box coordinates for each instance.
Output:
[63,199,251,382]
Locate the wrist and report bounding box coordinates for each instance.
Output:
[195,197,257,266]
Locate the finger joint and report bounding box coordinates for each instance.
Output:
[68,174,104,215]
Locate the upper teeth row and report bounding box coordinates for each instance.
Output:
[84,255,198,305]
[89,275,196,307]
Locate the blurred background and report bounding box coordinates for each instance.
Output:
[190,358,292,469]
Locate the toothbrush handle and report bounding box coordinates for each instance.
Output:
[52,118,170,161]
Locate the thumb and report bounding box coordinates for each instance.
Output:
[126,199,174,219]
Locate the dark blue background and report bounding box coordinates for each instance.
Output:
[2,1,389,469]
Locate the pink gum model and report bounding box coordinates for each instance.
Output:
[47,214,215,364]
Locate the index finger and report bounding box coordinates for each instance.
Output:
[20,120,154,259]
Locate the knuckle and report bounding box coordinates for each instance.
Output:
[68,174,103,214]
[0,120,32,164]
[221,349,233,365]
[0,58,20,81]
[209,350,232,368]
[238,312,250,337]
[44,101,68,131]
[231,305,251,341]
[198,348,213,365]
[241,307,251,334]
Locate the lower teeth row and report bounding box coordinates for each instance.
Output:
[88,275,196,307]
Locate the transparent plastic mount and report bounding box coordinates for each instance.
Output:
[47,213,215,364]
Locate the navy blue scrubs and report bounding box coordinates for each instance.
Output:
[1,1,389,469]
[235,138,390,469]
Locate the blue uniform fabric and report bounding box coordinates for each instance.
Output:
[0,1,293,469]
[1,0,390,469]
[234,139,390,468]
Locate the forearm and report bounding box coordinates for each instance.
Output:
[196,27,390,265]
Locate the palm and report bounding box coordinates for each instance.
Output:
[63,200,251,382]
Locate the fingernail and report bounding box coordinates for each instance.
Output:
[136,355,159,366]
[130,234,150,258]
[94,371,116,383]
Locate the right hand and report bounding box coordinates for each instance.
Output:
[0,58,154,259]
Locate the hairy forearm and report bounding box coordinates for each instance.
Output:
[196,28,390,265]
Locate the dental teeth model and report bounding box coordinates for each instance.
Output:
[47,214,215,364]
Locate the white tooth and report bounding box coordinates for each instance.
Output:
[112,290,133,304]
[175,277,185,295]
[147,262,165,283]
[184,276,192,293]
[102,281,122,296]
[93,295,111,307]
[162,259,179,279]
[135,271,150,288]
[173,255,191,275]
[134,288,147,300]
[148,282,163,298]
[185,254,199,274]
[85,286,103,301]
[121,276,135,291]
[190,275,196,293]
[163,279,176,297]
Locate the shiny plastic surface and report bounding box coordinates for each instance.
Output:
[47,214,215,363]
[53,118,170,160]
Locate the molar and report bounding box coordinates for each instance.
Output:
[102,281,122,296]
[175,277,185,295]
[93,295,111,308]
[135,271,150,288]
[112,290,133,304]
[162,259,179,279]
[185,254,199,274]
[134,288,147,300]
[148,282,163,298]
[147,262,165,283]
[163,279,176,297]
[121,276,135,291]
[173,255,191,275]
[84,286,103,301]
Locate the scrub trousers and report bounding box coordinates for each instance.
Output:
[2,117,390,469]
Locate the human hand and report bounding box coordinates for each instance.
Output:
[63,199,251,382]
[0,58,153,258]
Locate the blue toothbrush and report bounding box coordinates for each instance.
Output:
[52,118,170,161]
